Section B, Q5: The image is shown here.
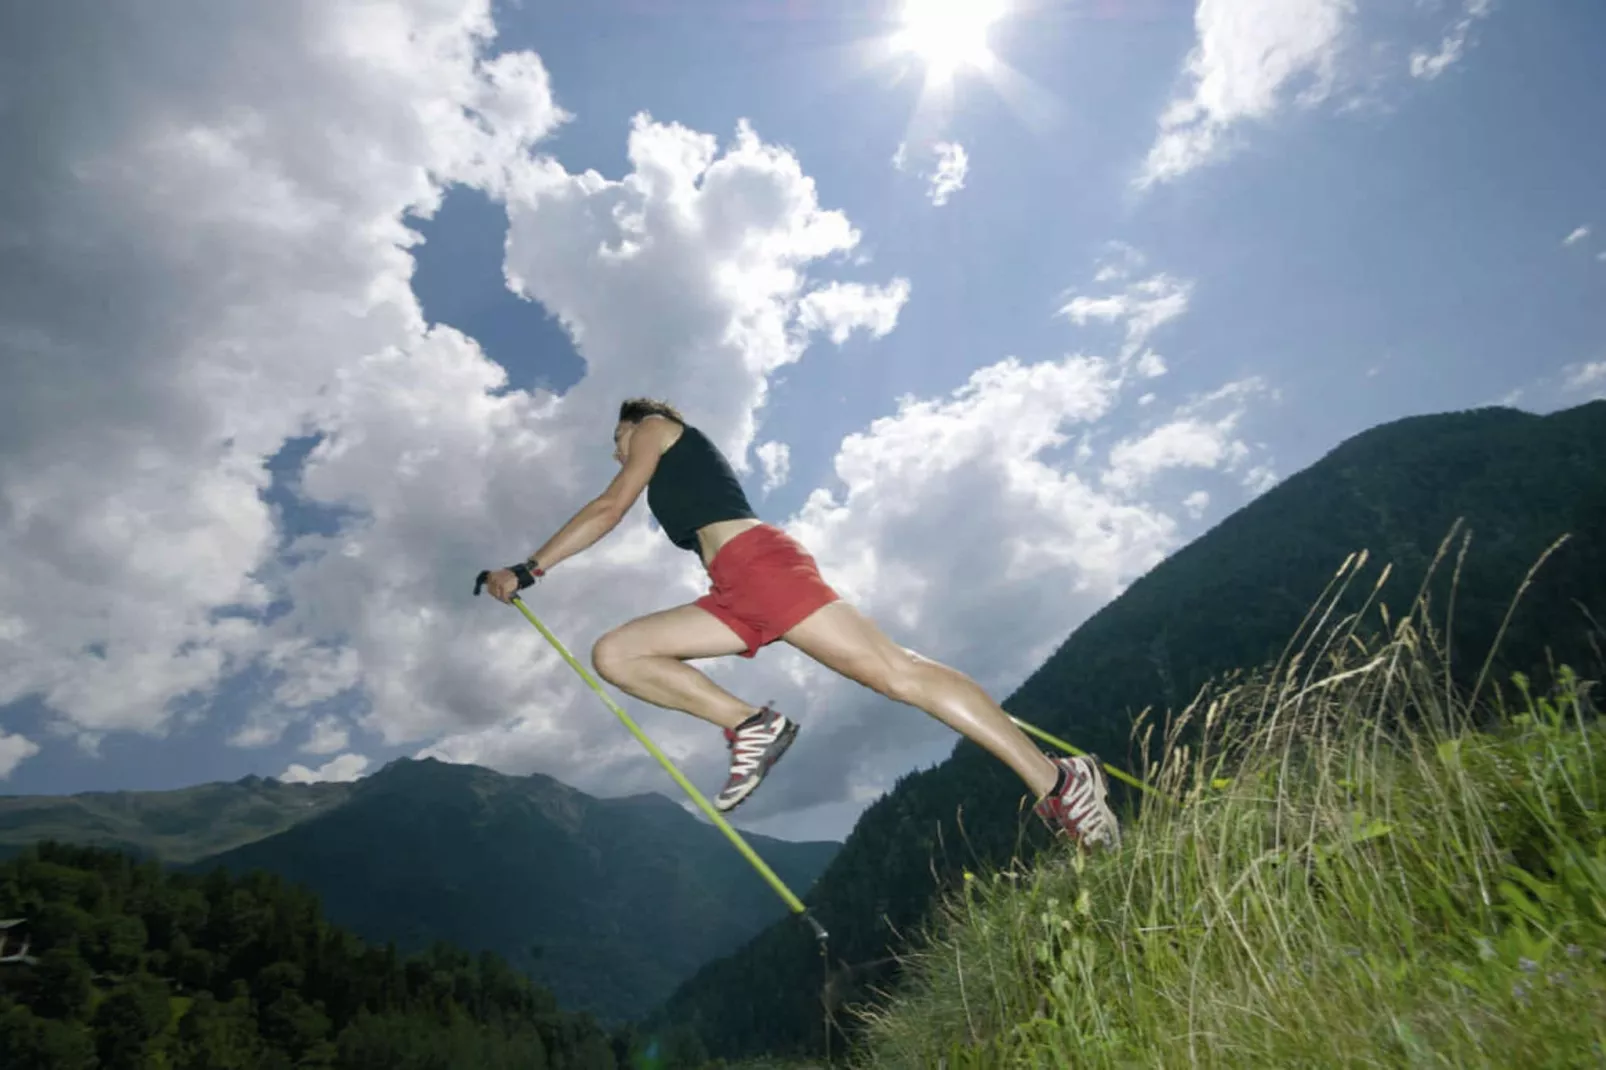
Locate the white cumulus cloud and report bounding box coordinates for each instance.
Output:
[756,441,792,494]
[0,0,564,747]
[1104,378,1279,496]
[796,278,913,345]
[279,752,371,784]
[1138,0,1357,188]
[301,717,352,756]
[893,139,971,207]
[1057,248,1192,370]
[1563,225,1591,247]
[928,142,970,206]
[1564,361,1606,400]
[0,733,41,779]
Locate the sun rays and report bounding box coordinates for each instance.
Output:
[863,0,1060,152]
[890,0,1010,83]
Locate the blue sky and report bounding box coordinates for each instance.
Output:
[1,0,1602,843]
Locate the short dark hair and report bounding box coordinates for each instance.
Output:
[618,398,685,425]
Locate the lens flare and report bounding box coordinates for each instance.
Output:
[891,0,1009,81]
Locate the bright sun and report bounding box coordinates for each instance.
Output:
[891,0,1009,81]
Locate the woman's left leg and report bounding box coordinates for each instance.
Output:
[590,602,760,731]
[590,600,797,812]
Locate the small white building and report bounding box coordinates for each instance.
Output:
[0,918,36,965]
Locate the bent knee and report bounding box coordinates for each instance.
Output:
[590,631,633,682]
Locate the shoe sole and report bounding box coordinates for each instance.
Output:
[714,718,799,813]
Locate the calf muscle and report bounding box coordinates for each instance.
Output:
[782,602,1059,799]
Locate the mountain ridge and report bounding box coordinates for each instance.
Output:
[0,772,355,863]
[185,755,839,1024]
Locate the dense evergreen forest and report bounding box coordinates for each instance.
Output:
[0,842,624,1069]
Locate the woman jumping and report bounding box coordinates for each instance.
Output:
[477,398,1118,849]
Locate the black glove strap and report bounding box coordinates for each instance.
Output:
[473,559,544,597]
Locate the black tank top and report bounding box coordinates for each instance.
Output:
[646,423,758,551]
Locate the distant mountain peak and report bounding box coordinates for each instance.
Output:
[366,755,597,798]
[615,791,690,812]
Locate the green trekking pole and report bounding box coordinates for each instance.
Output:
[474,571,828,945]
[1006,716,1163,800]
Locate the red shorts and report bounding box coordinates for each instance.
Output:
[695,524,839,658]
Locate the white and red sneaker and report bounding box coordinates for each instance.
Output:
[714,705,798,812]
[1034,754,1121,850]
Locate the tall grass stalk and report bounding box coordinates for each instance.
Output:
[847,538,1606,1068]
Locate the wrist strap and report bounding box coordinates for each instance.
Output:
[511,560,544,589]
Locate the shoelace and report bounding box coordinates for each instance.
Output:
[728,718,777,776]
[1047,761,1108,837]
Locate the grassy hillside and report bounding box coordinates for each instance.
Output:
[190,758,840,1025]
[649,401,1606,1061]
[0,777,353,864]
[845,562,1606,1067]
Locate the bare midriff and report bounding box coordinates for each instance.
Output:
[695,517,764,570]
